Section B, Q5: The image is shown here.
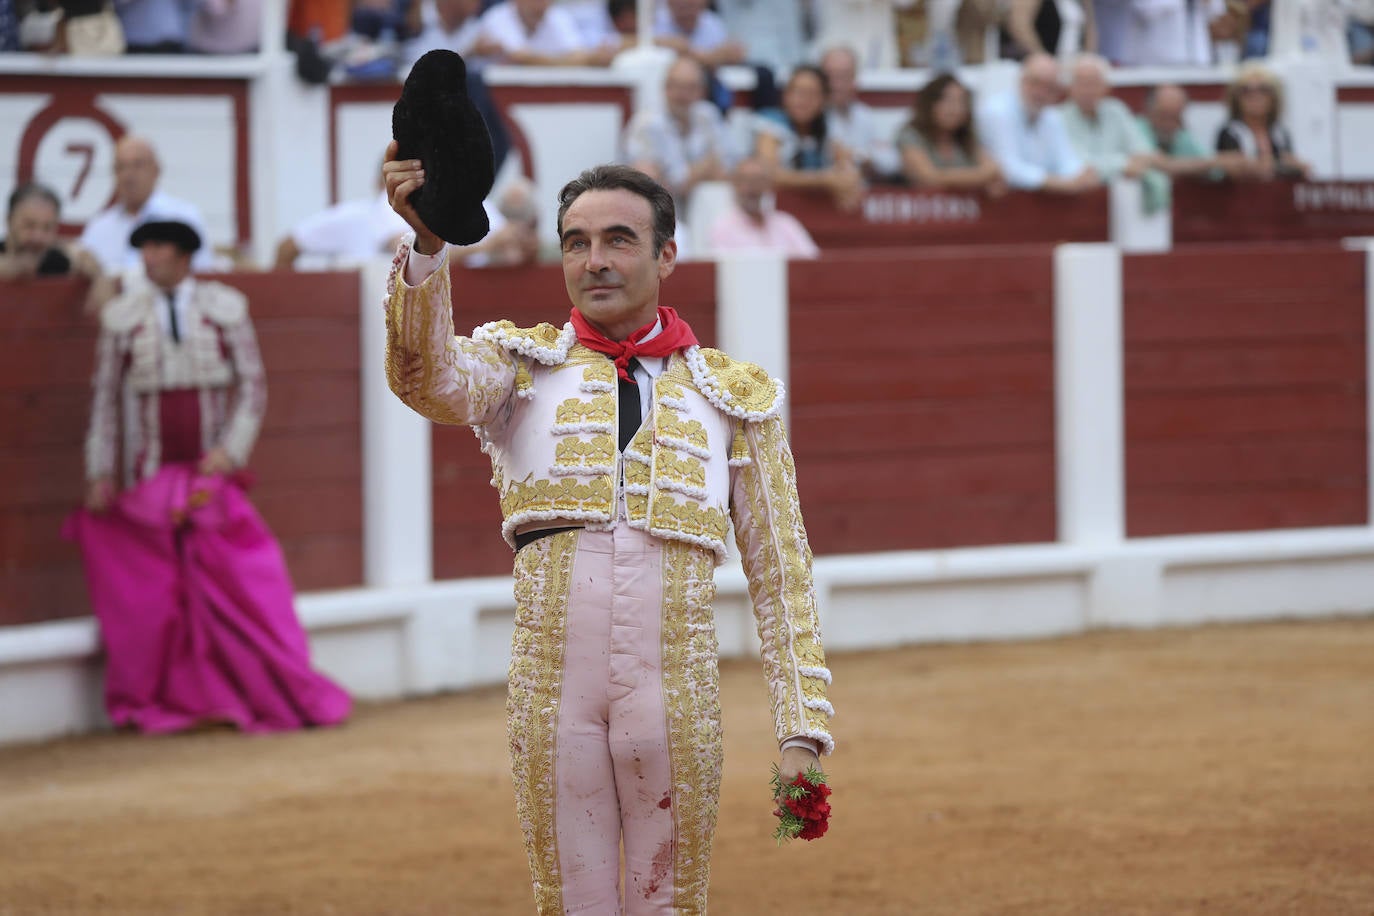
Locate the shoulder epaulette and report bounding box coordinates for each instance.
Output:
[472,320,576,365]
[684,346,784,421]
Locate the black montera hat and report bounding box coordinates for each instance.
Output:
[392,49,495,246]
[130,218,202,253]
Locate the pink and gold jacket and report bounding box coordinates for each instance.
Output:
[384,243,833,754]
[85,279,266,487]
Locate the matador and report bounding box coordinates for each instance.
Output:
[382,155,833,914]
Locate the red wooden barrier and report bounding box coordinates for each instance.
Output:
[1123,245,1368,536]
[776,188,1110,250]
[1173,180,1374,243]
[430,261,719,579]
[0,271,364,626]
[787,248,1059,554]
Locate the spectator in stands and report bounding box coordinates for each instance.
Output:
[820,45,901,182]
[976,52,1099,193]
[187,0,263,53]
[1215,62,1312,180]
[72,216,351,736]
[80,135,215,274]
[753,65,864,210]
[275,177,540,269]
[708,156,819,258]
[274,177,411,269]
[897,73,1006,194]
[1,182,115,311]
[116,0,192,53]
[715,0,807,74]
[471,0,615,65]
[811,0,906,68]
[1057,54,1163,206]
[653,0,746,69]
[401,0,493,69]
[563,0,637,50]
[622,55,735,219]
[1137,84,1220,178]
[1004,0,1097,59]
[1114,0,1223,65]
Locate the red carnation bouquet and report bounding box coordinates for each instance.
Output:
[770,764,832,843]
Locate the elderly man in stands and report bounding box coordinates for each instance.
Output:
[1137,84,1220,179]
[471,0,617,66]
[708,156,820,258]
[402,0,495,69]
[80,135,214,275]
[977,53,1099,194]
[820,45,901,182]
[1058,54,1166,209]
[622,56,735,221]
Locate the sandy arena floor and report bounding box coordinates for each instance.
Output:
[1,618,1372,915]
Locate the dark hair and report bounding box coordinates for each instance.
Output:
[556,164,676,256]
[607,0,635,19]
[7,182,61,220]
[784,65,830,169]
[909,72,977,160]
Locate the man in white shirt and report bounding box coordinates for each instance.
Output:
[975,52,1100,193]
[79,135,214,274]
[622,56,735,218]
[653,0,746,68]
[473,0,614,65]
[401,0,492,73]
[820,45,901,181]
[708,156,820,258]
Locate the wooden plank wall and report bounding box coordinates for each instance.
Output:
[0,271,363,626]
[430,261,719,579]
[1123,245,1368,536]
[787,249,1059,554]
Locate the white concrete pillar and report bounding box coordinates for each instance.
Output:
[1271,57,1339,178]
[1108,177,1171,253]
[1054,243,1125,546]
[714,250,790,410]
[360,256,434,586]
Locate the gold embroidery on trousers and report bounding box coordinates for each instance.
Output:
[660,541,723,914]
[507,533,576,915]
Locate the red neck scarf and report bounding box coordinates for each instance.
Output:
[570,306,699,383]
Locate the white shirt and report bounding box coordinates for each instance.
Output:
[622,101,737,197]
[291,192,412,265]
[652,7,731,50]
[976,90,1085,190]
[475,2,586,58]
[827,100,901,177]
[79,190,213,274]
[402,0,482,73]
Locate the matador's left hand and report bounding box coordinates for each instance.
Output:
[199,447,234,476]
[775,745,823,801]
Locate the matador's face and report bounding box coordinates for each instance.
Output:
[559,189,676,341]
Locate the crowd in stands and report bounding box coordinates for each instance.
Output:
[3,0,1371,68]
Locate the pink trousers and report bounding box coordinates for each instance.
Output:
[507,525,724,915]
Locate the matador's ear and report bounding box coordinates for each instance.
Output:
[392,49,496,246]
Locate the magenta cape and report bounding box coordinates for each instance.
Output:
[64,465,351,734]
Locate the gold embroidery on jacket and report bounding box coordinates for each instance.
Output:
[500,477,615,519]
[554,395,615,427]
[655,451,708,490]
[552,435,615,469]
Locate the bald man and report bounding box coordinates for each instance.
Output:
[80,135,214,274]
[976,52,1099,193]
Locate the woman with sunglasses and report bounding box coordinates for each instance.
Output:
[1215,62,1312,180]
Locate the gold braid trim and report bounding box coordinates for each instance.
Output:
[507,534,576,914]
[735,416,834,753]
[660,541,723,913]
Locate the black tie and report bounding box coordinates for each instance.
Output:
[165,291,180,343]
[618,357,642,453]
